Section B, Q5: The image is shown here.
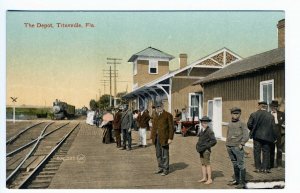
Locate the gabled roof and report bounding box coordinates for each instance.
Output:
[173,47,242,75]
[193,48,285,85]
[124,47,242,97]
[128,47,175,62]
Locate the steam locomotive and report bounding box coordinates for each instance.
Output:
[52,99,75,120]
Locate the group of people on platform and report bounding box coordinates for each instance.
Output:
[90,99,285,189]
[195,100,285,188]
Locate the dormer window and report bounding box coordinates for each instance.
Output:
[149,59,158,74]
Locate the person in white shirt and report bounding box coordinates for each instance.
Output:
[137,105,151,148]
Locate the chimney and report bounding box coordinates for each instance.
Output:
[277,19,285,48]
[179,53,188,69]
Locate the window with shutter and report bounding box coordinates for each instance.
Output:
[149,60,158,74]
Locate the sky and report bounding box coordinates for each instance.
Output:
[6,11,284,108]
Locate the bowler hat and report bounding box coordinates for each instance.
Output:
[270,100,279,107]
[230,107,241,113]
[199,116,212,122]
[258,101,268,105]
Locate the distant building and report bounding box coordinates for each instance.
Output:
[193,19,285,139]
[124,46,242,120]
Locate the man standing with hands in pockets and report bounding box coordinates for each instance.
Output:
[151,101,174,176]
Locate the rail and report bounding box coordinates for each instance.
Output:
[17,123,80,189]
[6,122,44,144]
[6,122,54,183]
[6,122,69,157]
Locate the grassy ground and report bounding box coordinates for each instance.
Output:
[6,107,53,119]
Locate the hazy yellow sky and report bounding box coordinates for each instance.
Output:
[6,11,284,108]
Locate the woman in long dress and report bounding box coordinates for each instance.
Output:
[100,109,114,144]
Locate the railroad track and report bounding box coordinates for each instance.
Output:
[6,122,80,189]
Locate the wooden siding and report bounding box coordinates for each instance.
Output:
[171,77,202,116]
[133,60,169,87]
[189,68,220,77]
[203,64,285,137]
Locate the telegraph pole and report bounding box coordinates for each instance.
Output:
[107,58,121,107]
[103,68,114,107]
[100,79,108,95]
[10,97,18,123]
[109,65,112,107]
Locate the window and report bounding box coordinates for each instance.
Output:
[260,79,274,111]
[189,93,202,120]
[207,100,213,119]
[133,61,137,75]
[149,60,158,74]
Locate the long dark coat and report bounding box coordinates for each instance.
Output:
[137,110,151,129]
[113,110,122,130]
[151,110,174,146]
[247,109,277,143]
[121,110,133,130]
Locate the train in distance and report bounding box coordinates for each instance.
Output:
[52,99,75,120]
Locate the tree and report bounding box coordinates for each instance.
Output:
[98,94,112,109]
[116,91,128,105]
[89,99,98,111]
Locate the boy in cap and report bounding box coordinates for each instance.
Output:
[226,107,249,189]
[196,116,217,184]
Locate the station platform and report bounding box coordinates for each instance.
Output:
[49,122,285,189]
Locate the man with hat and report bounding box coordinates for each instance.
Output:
[137,105,151,148]
[150,101,174,176]
[113,105,123,148]
[269,100,285,168]
[247,101,277,173]
[226,107,249,189]
[121,104,133,151]
[196,115,217,185]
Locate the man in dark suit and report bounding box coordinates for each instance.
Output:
[121,104,133,151]
[269,100,285,168]
[113,106,123,148]
[137,105,151,148]
[151,101,174,176]
[247,101,277,173]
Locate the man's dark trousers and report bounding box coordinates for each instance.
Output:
[270,125,283,168]
[122,129,132,148]
[155,135,169,173]
[254,139,271,170]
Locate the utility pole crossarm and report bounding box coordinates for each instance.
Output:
[106,58,122,107]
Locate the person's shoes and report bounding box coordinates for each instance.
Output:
[227,180,239,186]
[161,171,169,176]
[235,184,246,189]
[127,147,132,151]
[143,145,147,148]
[154,169,163,174]
[263,169,271,173]
[138,144,143,147]
[253,169,261,173]
[121,147,126,150]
